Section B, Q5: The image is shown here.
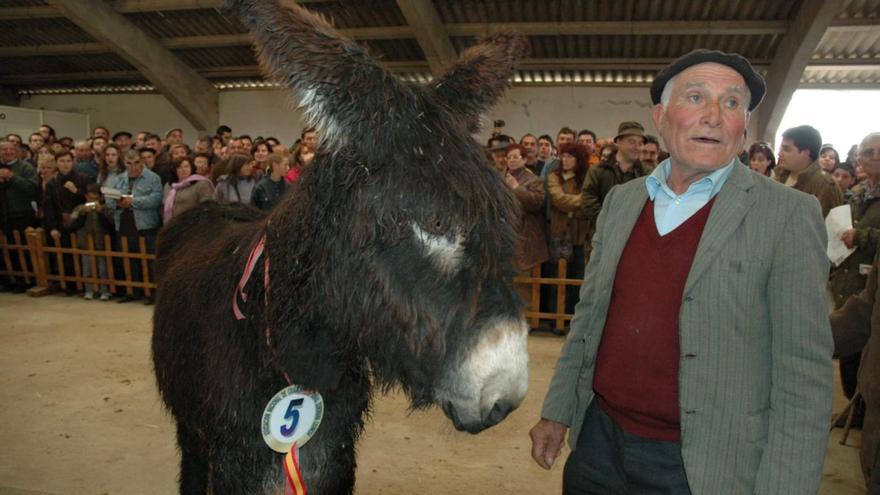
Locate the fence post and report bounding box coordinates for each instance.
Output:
[555,259,568,331]
[25,228,50,296]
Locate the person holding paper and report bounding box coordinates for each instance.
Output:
[831,132,880,426]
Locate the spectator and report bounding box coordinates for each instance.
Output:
[68,182,114,300]
[640,134,661,170]
[44,150,89,243]
[58,136,73,150]
[163,157,214,222]
[92,126,110,140]
[73,140,98,181]
[503,143,548,279]
[144,134,162,154]
[488,135,513,172]
[581,121,650,257]
[112,131,132,153]
[0,140,39,292]
[37,125,56,145]
[165,128,184,147]
[301,127,318,154]
[748,141,776,177]
[537,134,554,166]
[833,163,857,199]
[216,125,232,144]
[105,150,162,304]
[520,134,542,176]
[251,154,290,211]
[547,142,590,315]
[819,144,841,174]
[540,127,576,179]
[98,144,124,189]
[252,140,271,175]
[239,135,253,151]
[5,133,22,147]
[169,143,190,164]
[285,144,308,184]
[193,153,213,179]
[214,153,257,206]
[194,135,212,155]
[134,131,148,150]
[598,143,617,162]
[143,147,173,186]
[776,125,843,217]
[575,129,599,166]
[28,133,44,155]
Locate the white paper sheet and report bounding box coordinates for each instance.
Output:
[826,204,855,266]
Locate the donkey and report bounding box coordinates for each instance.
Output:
[152,1,530,493]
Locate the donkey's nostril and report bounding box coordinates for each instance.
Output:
[484,400,514,427]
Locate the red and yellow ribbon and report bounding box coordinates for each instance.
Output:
[283,442,307,495]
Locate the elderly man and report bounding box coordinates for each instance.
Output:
[529,50,832,495]
[0,140,39,292]
[73,140,98,181]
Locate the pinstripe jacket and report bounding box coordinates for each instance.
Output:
[541,162,833,494]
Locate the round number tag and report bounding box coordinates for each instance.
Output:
[261,385,324,453]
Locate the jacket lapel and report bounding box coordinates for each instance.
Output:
[602,181,648,274]
[683,163,757,295]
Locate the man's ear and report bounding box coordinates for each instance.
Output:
[652,104,666,137]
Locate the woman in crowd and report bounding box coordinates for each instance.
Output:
[284,143,308,184]
[820,144,841,174]
[503,143,549,319]
[251,153,290,211]
[251,140,271,176]
[98,144,124,188]
[547,143,590,314]
[163,157,214,222]
[213,153,257,206]
[748,141,776,177]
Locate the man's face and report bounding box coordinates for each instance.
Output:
[777,138,812,173]
[74,142,93,162]
[616,135,644,164]
[135,132,147,149]
[537,138,552,159]
[115,135,131,151]
[140,151,156,168]
[832,169,854,192]
[93,127,109,139]
[145,138,161,153]
[6,134,21,146]
[556,133,574,148]
[576,134,595,154]
[222,131,232,143]
[302,132,318,151]
[491,150,507,172]
[92,137,107,154]
[0,143,17,163]
[29,134,44,152]
[506,148,525,171]
[521,136,538,160]
[229,139,243,154]
[652,63,749,174]
[167,130,183,145]
[56,154,74,175]
[38,126,51,140]
[858,136,880,182]
[195,140,210,154]
[171,146,188,161]
[241,137,253,150]
[125,157,144,178]
[640,142,660,167]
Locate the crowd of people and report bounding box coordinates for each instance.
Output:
[0,124,320,301]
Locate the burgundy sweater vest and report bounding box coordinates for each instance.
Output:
[592,198,715,442]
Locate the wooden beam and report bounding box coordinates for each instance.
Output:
[395,0,457,76]
[757,0,844,142]
[446,20,790,37]
[44,0,218,132]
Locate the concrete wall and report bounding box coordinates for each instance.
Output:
[21,86,760,147]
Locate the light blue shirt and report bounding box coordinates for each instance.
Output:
[646,158,736,236]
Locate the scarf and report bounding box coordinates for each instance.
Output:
[163,174,211,223]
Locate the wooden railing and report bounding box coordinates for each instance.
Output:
[0,227,155,297]
[514,259,583,332]
[3,228,581,330]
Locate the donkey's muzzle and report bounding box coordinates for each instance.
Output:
[443,398,517,434]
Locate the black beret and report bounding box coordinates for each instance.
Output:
[650,49,766,111]
[112,130,132,140]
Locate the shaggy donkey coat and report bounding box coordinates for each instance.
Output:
[152,1,531,493]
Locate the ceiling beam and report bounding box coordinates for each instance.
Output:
[446,20,790,36]
[757,0,844,142]
[395,0,457,76]
[44,0,218,132]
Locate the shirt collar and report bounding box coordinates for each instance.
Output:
[646,157,737,200]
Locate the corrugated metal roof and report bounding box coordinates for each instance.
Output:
[0,0,877,93]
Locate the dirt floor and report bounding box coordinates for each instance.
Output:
[0,293,867,494]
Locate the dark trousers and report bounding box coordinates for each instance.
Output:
[121,228,157,298]
[563,401,692,495]
[2,216,35,289]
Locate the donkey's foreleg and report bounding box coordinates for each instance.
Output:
[175,423,208,495]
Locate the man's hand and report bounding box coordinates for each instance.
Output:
[118,196,132,209]
[63,181,77,194]
[841,228,856,249]
[503,172,519,189]
[529,419,568,470]
[50,229,61,241]
[0,168,12,181]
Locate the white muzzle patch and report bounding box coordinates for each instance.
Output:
[412,222,465,274]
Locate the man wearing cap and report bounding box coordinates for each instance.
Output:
[580,121,651,257]
[112,131,133,154]
[530,50,832,495]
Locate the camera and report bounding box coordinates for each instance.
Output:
[85,202,97,209]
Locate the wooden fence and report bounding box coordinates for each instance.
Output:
[0,227,155,297]
[2,228,582,330]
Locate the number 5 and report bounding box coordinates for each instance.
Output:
[280,398,304,437]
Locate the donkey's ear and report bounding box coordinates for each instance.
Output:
[428,33,528,131]
[226,0,413,150]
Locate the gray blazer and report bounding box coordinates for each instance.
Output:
[541,163,833,494]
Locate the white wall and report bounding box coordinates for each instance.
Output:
[21,86,759,148]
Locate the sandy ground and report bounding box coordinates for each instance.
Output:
[0,293,867,494]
